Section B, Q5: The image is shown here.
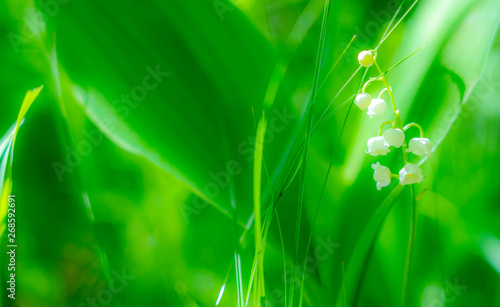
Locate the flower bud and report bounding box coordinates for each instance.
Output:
[407,138,432,157]
[399,163,423,185]
[355,93,372,110]
[383,128,405,148]
[372,162,391,190]
[366,136,390,156]
[358,50,375,67]
[367,99,387,118]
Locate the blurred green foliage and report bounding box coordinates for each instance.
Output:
[1,0,500,306]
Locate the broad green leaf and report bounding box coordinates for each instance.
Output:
[49,1,276,213]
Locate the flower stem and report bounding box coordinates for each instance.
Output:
[374,59,397,114]
[401,143,409,164]
[373,53,415,307]
[373,57,409,164]
[403,123,425,138]
[378,87,389,99]
[402,185,417,306]
[378,120,394,136]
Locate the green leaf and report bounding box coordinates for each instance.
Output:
[0,86,43,234]
[53,1,275,212]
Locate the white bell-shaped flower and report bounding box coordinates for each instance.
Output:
[355,93,372,110]
[372,162,391,190]
[367,99,387,118]
[399,163,423,185]
[383,128,405,148]
[366,136,390,156]
[358,50,375,67]
[407,138,432,157]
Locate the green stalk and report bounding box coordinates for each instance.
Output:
[253,115,267,305]
[374,60,397,115]
[342,261,348,307]
[402,185,417,306]
[374,57,417,307]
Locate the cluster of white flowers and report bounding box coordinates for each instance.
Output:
[368,131,429,190]
[356,50,433,191]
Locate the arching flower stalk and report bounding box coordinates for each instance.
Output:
[355,50,432,190]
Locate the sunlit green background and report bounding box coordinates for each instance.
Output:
[1,0,500,306]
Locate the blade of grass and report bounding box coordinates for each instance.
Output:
[257,161,290,307]
[231,184,245,307]
[249,105,284,306]
[12,86,44,147]
[216,262,233,306]
[0,122,20,156]
[298,67,369,307]
[275,212,287,307]
[314,66,362,131]
[253,114,267,306]
[290,0,331,303]
[251,1,334,240]
[374,0,407,51]
[1,86,43,236]
[316,35,357,95]
[0,123,18,201]
[275,38,360,208]
[235,252,244,307]
[245,254,259,306]
[342,261,348,307]
[375,0,420,51]
[263,0,330,109]
[246,7,329,245]
[267,21,357,222]
[216,107,245,307]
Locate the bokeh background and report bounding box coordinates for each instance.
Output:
[1,0,499,306]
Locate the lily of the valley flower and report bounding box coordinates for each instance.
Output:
[367,99,387,118]
[399,163,423,185]
[358,50,375,67]
[383,128,405,148]
[366,136,390,156]
[407,138,432,157]
[372,162,392,190]
[355,93,372,110]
